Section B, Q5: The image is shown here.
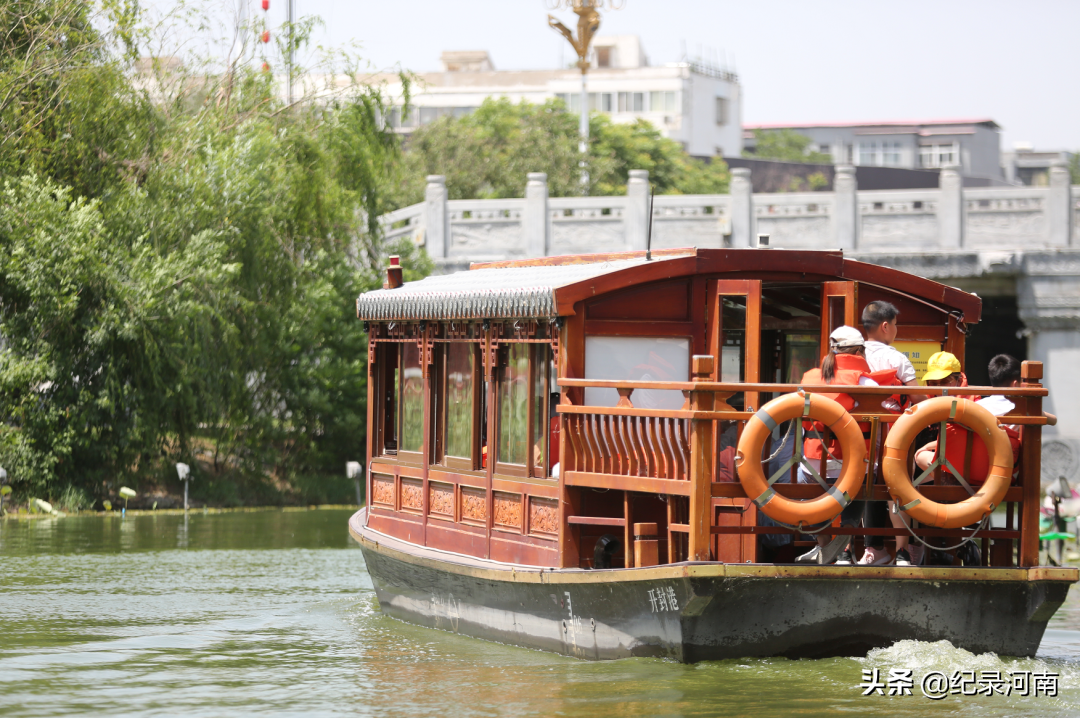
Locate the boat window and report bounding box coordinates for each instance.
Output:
[378,343,399,454]
[443,342,477,467]
[495,343,552,476]
[399,343,424,455]
[583,336,689,410]
[498,343,531,466]
[532,349,551,477]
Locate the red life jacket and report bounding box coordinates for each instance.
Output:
[935,409,1021,485]
[800,354,898,461]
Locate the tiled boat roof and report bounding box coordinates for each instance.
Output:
[357,256,662,321]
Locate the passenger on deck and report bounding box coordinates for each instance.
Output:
[913,351,972,474]
[910,352,978,566]
[794,326,880,566]
[915,354,1057,478]
[860,301,926,566]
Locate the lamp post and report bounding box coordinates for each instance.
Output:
[176,463,191,511]
[546,0,624,193]
[347,461,363,506]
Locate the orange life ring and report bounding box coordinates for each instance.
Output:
[882,396,1011,528]
[735,391,867,526]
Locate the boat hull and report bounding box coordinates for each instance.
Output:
[351,510,1076,662]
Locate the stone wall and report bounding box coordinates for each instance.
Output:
[377,163,1080,486]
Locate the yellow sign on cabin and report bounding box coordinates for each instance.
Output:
[892,341,943,385]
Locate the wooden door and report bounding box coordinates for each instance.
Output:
[706,279,762,563]
[707,279,762,412]
[819,281,859,360]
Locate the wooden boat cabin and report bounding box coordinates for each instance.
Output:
[357,247,1050,571]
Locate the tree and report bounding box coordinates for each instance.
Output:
[745,129,832,164]
[0,1,429,506]
[388,97,729,206]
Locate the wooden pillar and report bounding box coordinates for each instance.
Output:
[558,314,585,568]
[365,329,376,522]
[1019,361,1043,567]
[421,327,432,546]
[689,355,715,561]
[484,323,498,560]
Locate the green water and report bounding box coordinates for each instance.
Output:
[3,509,1080,717]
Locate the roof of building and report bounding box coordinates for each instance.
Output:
[745,119,1000,131]
[357,248,982,323]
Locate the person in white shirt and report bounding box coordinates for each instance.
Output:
[860,301,927,566]
[980,354,1056,427]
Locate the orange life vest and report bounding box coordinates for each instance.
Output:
[936,422,1021,485]
[800,354,898,461]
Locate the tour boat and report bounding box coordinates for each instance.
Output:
[349,248,1076,661]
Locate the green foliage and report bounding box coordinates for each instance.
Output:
[786,171,829,192]
[389,97,728,205]
[0,1,428,502]
[1070,153,1080,185]
[746,129,832,164]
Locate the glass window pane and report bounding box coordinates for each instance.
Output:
[650,91,662,111]
[498,344,530,465]
[532,346,548,471]
[665,91,676,112]
[584,336,689,410]
[633,92,644,112]
[445,343,474,459]
[400,343,424,453]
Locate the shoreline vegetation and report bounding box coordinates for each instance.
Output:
[0,1,729,513]
[0,503,360,519]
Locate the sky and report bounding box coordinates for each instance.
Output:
[161,0,1080,150]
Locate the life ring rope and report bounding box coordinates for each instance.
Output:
[755,401,851,513]
[910,399,978,498]
[736,391,866,527]
[882,396,1012,529]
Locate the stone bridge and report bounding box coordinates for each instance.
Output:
[378,163,1080,483]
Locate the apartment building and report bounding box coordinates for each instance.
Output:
[377,36,743,158]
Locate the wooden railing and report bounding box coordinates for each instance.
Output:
[562,413,691,480]
[557,359,1050,568]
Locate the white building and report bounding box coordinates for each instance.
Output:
[376,36,743,158]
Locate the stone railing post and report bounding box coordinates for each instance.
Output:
[689,355,715,562]
[731,167,753,246]
[833,165,858,250]
[424,175,448,259]
[523,172,550,257]
[626,169,650,251]
[939,164,964,249]
[1048,158,1073,247]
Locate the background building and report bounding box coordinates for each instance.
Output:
[1002,145,1076,186]
[744,119,1008,186]
[377,36,743,158]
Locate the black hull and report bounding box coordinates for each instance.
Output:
[350,510,1076,662]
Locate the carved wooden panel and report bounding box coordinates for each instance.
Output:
[492,491,523,530]
[371,475,395,507]
[529,497,559,536]
[429,482,454,517]
[460,486,487,525]
[400,478,423,513]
